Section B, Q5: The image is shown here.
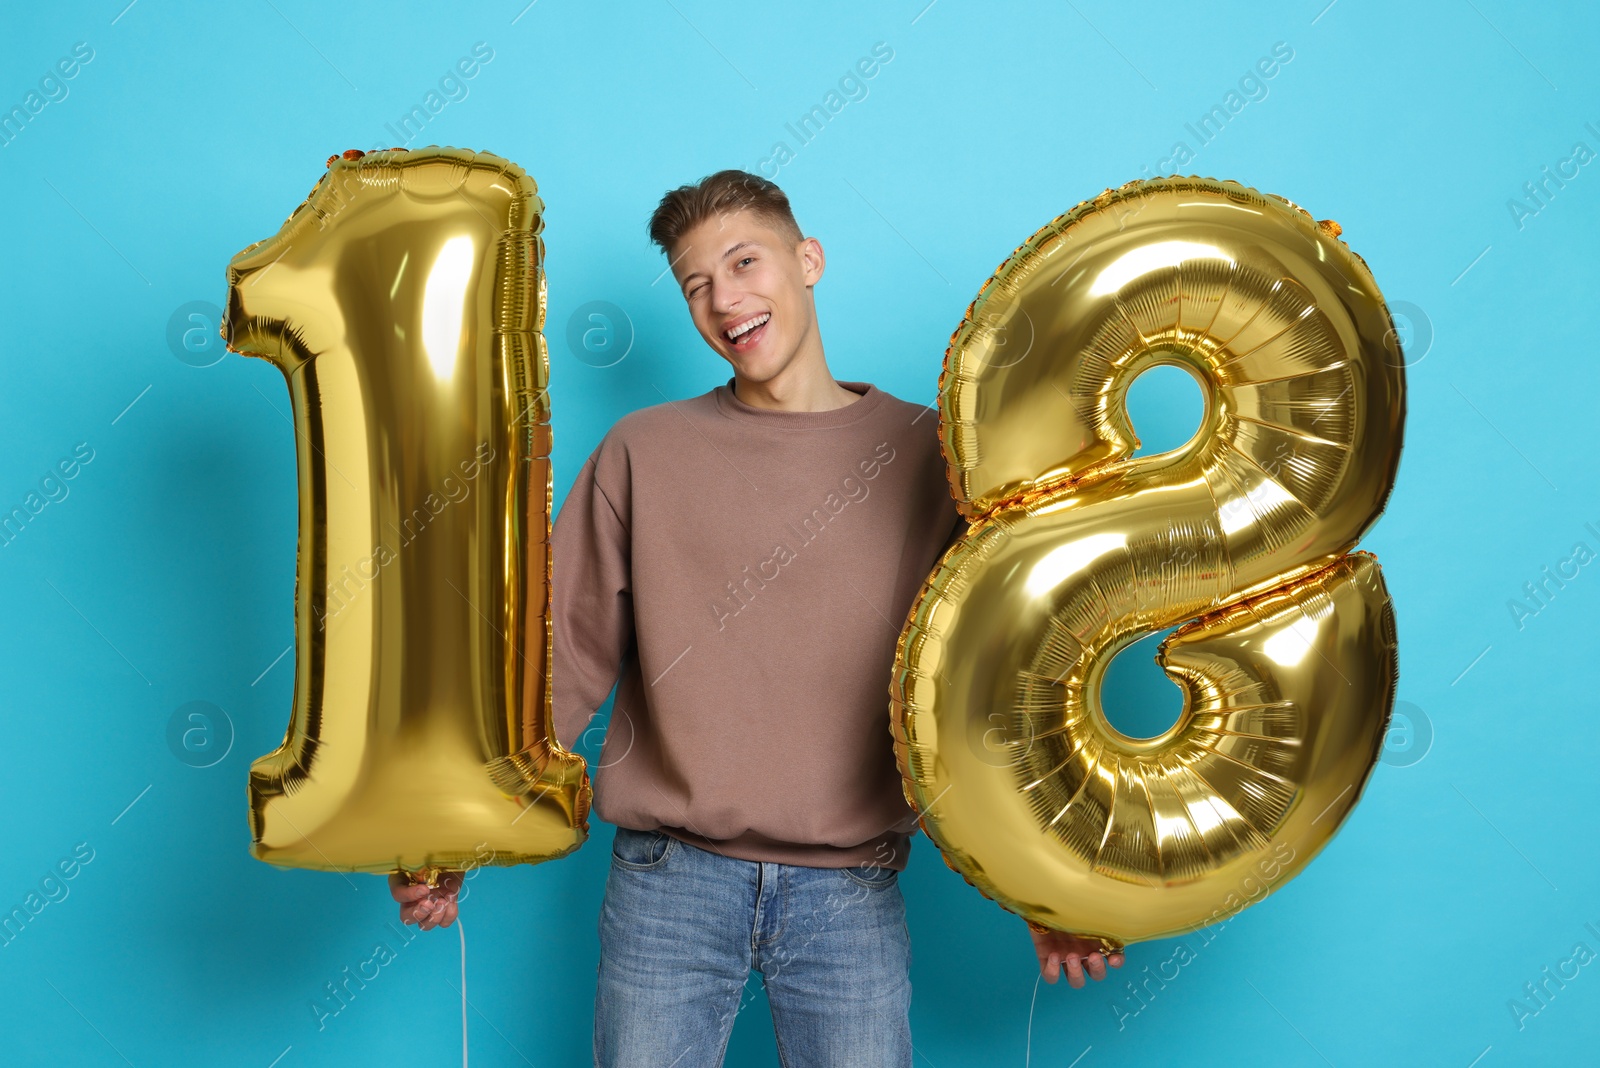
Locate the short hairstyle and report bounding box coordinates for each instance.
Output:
[647,169,804,256]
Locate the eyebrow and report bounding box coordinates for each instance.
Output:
[680,240,761,292]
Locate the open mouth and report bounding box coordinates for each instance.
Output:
[723,312,770,352]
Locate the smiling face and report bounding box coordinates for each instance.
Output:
[669,208,826,389]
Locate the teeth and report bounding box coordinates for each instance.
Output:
[726,313,769,341]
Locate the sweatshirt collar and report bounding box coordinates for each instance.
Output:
[713,377,886,428]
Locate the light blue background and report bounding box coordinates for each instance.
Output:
[2,1,1596,1064]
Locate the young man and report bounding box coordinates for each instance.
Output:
[391,170,1123,1065]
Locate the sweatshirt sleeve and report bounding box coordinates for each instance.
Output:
[550,439,635,753]
[940,498,968,555]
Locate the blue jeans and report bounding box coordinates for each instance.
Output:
[595,825,913,1067]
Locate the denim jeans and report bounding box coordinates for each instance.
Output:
[594,825,913,1067]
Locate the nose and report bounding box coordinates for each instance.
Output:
[710,278,741,315]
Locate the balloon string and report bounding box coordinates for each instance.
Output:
[1024,971,1040,1067]
[458,917,468,1067]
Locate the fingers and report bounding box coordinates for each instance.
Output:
[1062,951,1111,988]
[1034,933,1125,988]
[1063,953,1086,988]
[388,872,437,906]
[402,893,439,926]
[400,886,461,930]
[391,882,434,904]
[424,884,459,929]
[423,896,453,930]
[390,868,465,931]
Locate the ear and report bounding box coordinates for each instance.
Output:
[798,235,825,287]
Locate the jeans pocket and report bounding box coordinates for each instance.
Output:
[840,861,899,890]
[609,826,676,871]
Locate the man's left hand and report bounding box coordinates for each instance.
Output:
[1027,924,1125,987]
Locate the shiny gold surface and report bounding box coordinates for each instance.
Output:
[225,147,589,877]
[891,176,1404,950]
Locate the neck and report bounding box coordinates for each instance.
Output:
[730,327,858,413]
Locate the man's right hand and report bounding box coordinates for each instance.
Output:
[388,870,463,931]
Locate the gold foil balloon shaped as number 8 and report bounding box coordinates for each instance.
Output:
[891,176,1405,952]
[225,147,590,879]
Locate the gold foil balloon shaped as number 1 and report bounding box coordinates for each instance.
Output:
[224,147,590,879]
[891,176,1405,953]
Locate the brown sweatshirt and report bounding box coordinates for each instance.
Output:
[550,377,965,871]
